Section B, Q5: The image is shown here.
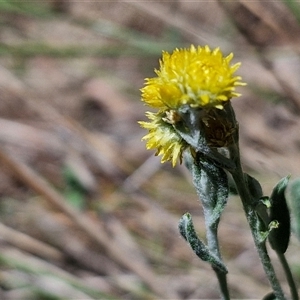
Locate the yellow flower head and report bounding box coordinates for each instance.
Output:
[141,45,245,110]
[139,111,188,167]
[139,45,245,166]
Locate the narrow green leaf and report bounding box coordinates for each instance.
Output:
[245,173,263,201]
[268,176,291,253]
[178,213,227,274]
[286,178,300,242]
[262,292,276,300]
[63,166,88,210]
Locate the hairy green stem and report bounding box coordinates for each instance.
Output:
[206,224,230,300]
[229,143,285,300]
[190,152,230,299]
[277,251,299,300]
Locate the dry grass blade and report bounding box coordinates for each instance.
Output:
[0,248,112,299]
[24,96,132,177]
[122,155,162,193]
[0,222,64,262]
[28,204,120,276]
[0,149,168,298]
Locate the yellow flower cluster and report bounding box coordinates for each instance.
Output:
[139,45,245,166]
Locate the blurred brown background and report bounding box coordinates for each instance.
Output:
[0,1,300,299]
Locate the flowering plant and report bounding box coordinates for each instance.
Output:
[139,45,300,299]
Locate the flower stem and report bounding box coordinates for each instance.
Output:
[206,224,230,300]
[229,142,285,300]
[277,251,299,300]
